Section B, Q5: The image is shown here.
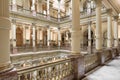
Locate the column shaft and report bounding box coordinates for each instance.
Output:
[12,0,17,11]
[107,9,112,48]
[88,22,92,53]
[32,25,36,47]
[71,0,81,54]
[47,26,51,46]
[12,19,16,47]
[31,0,36,16]
[47,0,50,19]
[0,0,11,72]
[114,16,119,47]
[95,0,102,50]
[58,28,61,47]
[58,0,60,22]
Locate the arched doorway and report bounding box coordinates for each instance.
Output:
[16,27,23,47]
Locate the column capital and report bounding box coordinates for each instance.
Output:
[114,16,119,21]
[58,27,61,30]
[107,9,112,15]
[88,21,92,25]
[32,23,36,26]
[12,19,16,24]
[46,25,50,29]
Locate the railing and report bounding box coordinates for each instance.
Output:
[17,58,73,80]
[9,4,107,23]
[84,53,99,73]
[12,48,119,80]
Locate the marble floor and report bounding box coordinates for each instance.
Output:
[84,56,120,80]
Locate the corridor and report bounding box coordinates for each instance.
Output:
[84,56,120,80]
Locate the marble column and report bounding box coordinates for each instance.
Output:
[114,16,119,47]
[71,0,81,54]
[47,0,50,19]
[32,23,36,50]
[47,26,51,47]
[12,19,17,54]
[31,0,36,16]
[12,0,17,11]
[88,21,92,53]
[0,0,17,79]
[107,9,112,48]
[58,27,61,47]
[58,0,61,22]
[95,0,102,50]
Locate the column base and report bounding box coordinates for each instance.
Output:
[0,68,18,80]
[33,47,36,52]
[12,47,17,54]
[106,48,114,59]
[87,46,92,54]
[68,54,85,79]
[94,50,104,65]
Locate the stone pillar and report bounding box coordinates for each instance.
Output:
[88,21,92,54]
[31,0,36,16]
[47,0,50,19]
[32,23,36,51]
[0,0,17,79]
[71,0,81,54]
[95,0,102,50]
[107,9,112,48]
[12,19,17,54]
[114,16,119,47]
[69,0,72,19]
[58,27,61,47]
[12,0,17,11]
[47,26,51,47]
[58,0,61,22]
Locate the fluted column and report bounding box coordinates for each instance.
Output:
[71,0,81,54]
[12,0,17,11]
[0,0,12,73]
[107,9,112,48]
[58,0,61,22]
[12,19,17,54]
[114,16,119,47]
[58,27,61,47]
[95,0,102,50]
[47,26,51,47]
[32,23,36,49]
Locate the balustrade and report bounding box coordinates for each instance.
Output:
[17,58,73,80]
[84,54,99,72]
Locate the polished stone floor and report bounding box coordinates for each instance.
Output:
[85,56,120,80]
